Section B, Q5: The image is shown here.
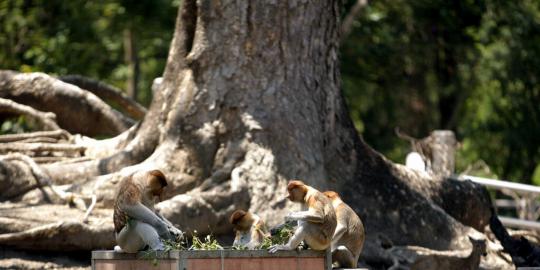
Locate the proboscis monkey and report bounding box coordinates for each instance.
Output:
[113,170,183,253]
[230,210,270,249]
[323,191,365,268]
[269,180,337,253]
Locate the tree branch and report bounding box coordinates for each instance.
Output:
[0,130,71,143]
[341,0,368,43]
[1,153,98,221]
[0,97,60,130]
[59,74,147,120]
[0,142,85,156]
[0,70,134,137]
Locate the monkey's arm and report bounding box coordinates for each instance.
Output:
[285,210,324,223]
[268,225,305,253]
[232,232,242,247]
[156,212,174,227]
[330,224,347,251]
[247,228,266,249]
[156,212,184,239]
[123,202,172,240]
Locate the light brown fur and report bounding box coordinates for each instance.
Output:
[323,191,365,268]
[113,170,167,233]
[230,210,269,248]
[285,180,337,250]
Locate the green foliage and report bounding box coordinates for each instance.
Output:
[163,238,188,251]
[532,164,540,186]
[2,0,539,185]
[0,116,31,134]
[0,0,177,105]
[189,231,223,250]
[260,223,295,249]
[342,0,540,183]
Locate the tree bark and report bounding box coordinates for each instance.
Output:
[152,0,491,255]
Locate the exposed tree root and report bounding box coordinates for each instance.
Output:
[0,130,71,143]
[0,143,85,156]
[0,203,114,251]
[0,153,98,221]
[0,98,60,130]
[0,159,39,201]
[0,70,133,137]
[59,74,147,120]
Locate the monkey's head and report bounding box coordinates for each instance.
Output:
[287,180,308,203]
[229,210,253,231]
[147,170,168,201]
[323,191,340,200]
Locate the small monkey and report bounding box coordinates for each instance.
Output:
[113,170,183,253]
[230,210,270,249]
[323,191,365,268]
[269,180,337,253]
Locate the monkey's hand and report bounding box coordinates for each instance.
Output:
[156,222,173,240]
[268,244,292,253]
[169,226,184,241]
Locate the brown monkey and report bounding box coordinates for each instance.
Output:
[230,210,270,249]
[323,191,365,268]
[269,180,337,252]
[113,170,183,253]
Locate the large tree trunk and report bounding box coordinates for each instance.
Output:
[0,0,500,268]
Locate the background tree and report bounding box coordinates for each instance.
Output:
[341,0,540,185]
[0,0,536,268]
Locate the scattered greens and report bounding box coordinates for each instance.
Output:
[189,231,224,250]
[260,223,295,249]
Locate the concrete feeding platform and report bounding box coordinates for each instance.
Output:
[92,249,332,270]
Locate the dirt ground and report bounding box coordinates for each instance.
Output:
[0,248,90,270]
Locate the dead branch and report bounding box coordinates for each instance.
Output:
[1,153,54,202]
[0,159,40,201]
[59,74,147,120]
[17,137,59,144]
[32,156,70,164]
[49,156,93,165]
[0,98,60,130]
[83,195,98,223]
[341,0,368,43]
[0,129,71,143]
[0,142,85,156]
[0,153,98,221]
[0,70,134,137]
[0,220,114,251]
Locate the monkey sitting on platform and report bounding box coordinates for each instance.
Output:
[230,210,270,249]
[323,191,365,268]
[113,170,183,253]
[269,180,337,253]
